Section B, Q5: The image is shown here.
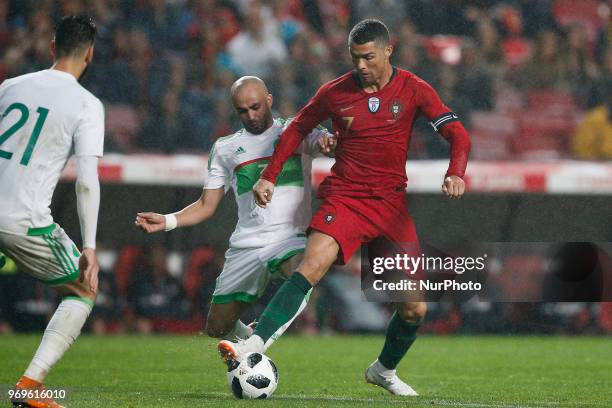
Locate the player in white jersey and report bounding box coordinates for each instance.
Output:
[0,16,103,408]
[136,76,335,343]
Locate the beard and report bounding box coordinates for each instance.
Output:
[78,63,91,84]
[243,108,273,134]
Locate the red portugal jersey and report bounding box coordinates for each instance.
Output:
[262,67,470,198]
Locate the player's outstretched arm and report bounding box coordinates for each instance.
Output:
[75,155,101,292]
[253,129,337,208]
[261,83,331,183]
[135,187,224,233]
[255,85,331,208]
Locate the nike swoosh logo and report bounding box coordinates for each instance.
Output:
[340,106,354,112]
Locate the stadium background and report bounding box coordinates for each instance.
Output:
[1,0,611,336]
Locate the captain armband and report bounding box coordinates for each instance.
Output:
[429,112,460,132]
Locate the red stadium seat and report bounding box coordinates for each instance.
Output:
[513,113,577,159]
[151,316,203,334]
[152,246,218,334]
[502,37,533,67]
[599,303,612,333]
[510,92,582,159]
[553,0,605,43]
[114,245,143,296]
[498,256,546,299]
[183,246,216,301]
[105,104,142,152]
[469,111,516,160]
[527,91,576,115]
[423,35,462,65]
[494,86,526,113]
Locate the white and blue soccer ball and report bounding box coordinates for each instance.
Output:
[227,352,278,399]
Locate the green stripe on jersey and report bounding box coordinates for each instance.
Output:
[212,292,259,304]
[235,155,304,195]
[207,144,216,171]
[27,223,56,236]
[208,131,241,170]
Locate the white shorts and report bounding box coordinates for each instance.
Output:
[0,223,81,285]
[212,236,306,304]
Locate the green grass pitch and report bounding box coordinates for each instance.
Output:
[0,335,610,407]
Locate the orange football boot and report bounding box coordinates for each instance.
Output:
[11,376,65,408]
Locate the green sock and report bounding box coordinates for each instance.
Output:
[378,312,421,370]
[254,272,312,346]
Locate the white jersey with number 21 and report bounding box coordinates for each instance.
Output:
[0,69,104,235]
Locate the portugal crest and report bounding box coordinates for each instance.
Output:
[390,99,403,119]
[368,97,380,113]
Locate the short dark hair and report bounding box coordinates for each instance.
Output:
[348,19,390,48]
[54,15,96,58]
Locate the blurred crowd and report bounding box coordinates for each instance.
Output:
[1,245,611,335]
[1,0,611,158]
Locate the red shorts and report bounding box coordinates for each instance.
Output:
[309,193,420,265]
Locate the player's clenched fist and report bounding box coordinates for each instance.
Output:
[135,212,166,233]
[318,131,339,157]
[442,176,466,199]
[79,248,99,293]
[253,178,275,208]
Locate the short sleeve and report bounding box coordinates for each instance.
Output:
[74,96,104,157]
[204,141,230,189]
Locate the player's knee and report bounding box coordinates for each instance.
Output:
[79,284,98,302]
[69,291,97,307]
[299,255,333,285]
[81,290,97,303]
[205,325,221,338]
[56,282,97,304]
[397,301,427,323]
[205,319,233,338]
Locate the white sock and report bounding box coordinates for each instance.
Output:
[245,334,265,354]
[222,320,253,340]
[24,299,92,382]
[373,359,395,377]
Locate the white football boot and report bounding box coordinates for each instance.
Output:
[365,360,418,396]
[218,335,265,364]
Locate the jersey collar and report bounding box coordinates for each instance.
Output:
[243,119,281,137]
[46,69,78,82]
[352,66,397,93]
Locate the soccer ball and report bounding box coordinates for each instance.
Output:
[226,352,278,399]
